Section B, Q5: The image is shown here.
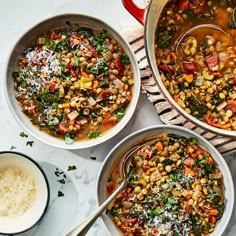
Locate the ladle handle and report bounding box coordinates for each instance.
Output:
[66,181,127,236]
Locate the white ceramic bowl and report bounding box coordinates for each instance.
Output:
[0,151,49,234]
[97,125,234,236]
[4,14,140,149]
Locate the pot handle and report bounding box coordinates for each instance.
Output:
[122,0,149,25]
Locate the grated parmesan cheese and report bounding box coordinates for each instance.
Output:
[0,168,37,217]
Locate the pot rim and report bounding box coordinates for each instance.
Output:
[144,0,236,138]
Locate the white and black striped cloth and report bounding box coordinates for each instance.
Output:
[122,23,236,156]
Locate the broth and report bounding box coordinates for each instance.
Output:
[155,0,236,130]
[13,23,134,144]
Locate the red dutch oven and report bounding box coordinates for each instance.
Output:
[122,0,236,138]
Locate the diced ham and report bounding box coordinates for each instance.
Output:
[205,53,219,71]
[182,61,196,74]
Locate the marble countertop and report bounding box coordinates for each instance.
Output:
[0,0,235,235]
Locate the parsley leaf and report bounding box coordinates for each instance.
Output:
[26,141,34,146]
[58,191,64,197]
[68,165,77,171]
[20,132,28,138]
[65,132,74,145]
[10,146,16,150]
[87,131,101,139]
[57,179,66,184]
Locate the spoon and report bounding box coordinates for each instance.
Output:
[66,138,159,236]
[175,23,230,52]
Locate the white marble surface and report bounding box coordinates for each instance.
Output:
[0,0,235,235]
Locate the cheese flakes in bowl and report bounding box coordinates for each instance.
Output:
[0,151,49,234]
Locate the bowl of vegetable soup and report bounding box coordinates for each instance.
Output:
[97,125,234,236]
[4,14,140,149]
[123,0,236,138]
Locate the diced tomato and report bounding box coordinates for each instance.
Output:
[45,81,57,92]
[114,57,124,74]
[107,182,115,193]
[98,90,111,100]
[103,117,117,128]
[177,0,189,11]
[50,31,59,40]
[205,53,219,71]
[153,226,158,234]
[203,115,221,128]
[126,218,138,226]
[116,192,124,200]
[182,61,196,74]
[158,63,171,73]
[87,45,98,58]
[224,100,236,113]
[185,201,191,215]
[70,68,77,78]
[125,186,132,193]
[209,215,217,224]
[58,123,69,135]
[142,165,150,171]
[184,157,195,167]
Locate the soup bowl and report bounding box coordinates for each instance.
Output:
[123,0,236,138]
[97,125,234,236]
[4,14,140,149]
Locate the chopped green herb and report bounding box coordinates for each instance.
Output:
[65,132,74,145]
[90,156,97,160]
[150,208,164,217]
[20,132,28,138]
[10,146,16,150]
[74,57,80,67]
[68,165,77,171]
[116,112,125,122]
[58,191,64,197]
[57,179,66,184]
[87,131,101,139]
[120,54,130,65]
[26,141,34,146]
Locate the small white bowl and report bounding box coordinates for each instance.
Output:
[0,151,49,235]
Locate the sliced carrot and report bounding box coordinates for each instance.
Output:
[185,74,194,83]
[185,201,191,215]
[120,223,127,232]
[185,166,196,176]
[62,103,71,109]
[208,156,214,165]
[69,119,75,126]
[81,71,89,77]
[153,226,158,234]
[155,141,164,152]
[209,215,217,224]
[92,80,99,89]
[173,95,179,102]
[210,208,219,216]
[187,145,195,154]
[126,94,132,101]
[115,193,124,200]
[185,193,192,200]
[142,165,150,171]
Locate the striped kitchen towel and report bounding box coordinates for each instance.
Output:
[122,23,236,156]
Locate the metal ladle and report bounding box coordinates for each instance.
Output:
[174,24,231,71]
[66,138,159,236]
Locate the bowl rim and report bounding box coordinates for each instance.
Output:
[0,151,50,235]
[96,124,235,236]
[144,0,236,138]
[3,13,141,149]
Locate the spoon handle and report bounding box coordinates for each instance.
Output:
[66,181,127,236]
